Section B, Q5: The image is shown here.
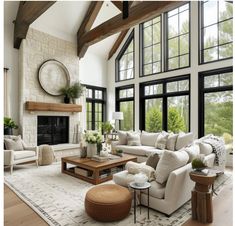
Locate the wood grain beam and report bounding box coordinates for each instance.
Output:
[77,1,103,57]
[108,1,135,60]
[111,1,123,11]
[78,1,185,58]
[14,1,55,49]
[108,30,128,60]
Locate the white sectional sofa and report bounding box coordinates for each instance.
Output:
[112,130,217,216]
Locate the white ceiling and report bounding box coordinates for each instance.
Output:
[4,1,121,58]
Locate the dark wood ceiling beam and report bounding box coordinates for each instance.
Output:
[78,1,185,58]
[111,1,123,11]
[108,1,135,60]
[77,1,103,57]
[108,30,128,60]
[14,1,56,49]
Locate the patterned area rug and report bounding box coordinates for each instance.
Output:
[4,163,232,226]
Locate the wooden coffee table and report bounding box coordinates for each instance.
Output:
[61,154,137,185]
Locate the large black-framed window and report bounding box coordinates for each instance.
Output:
[199,1,233,64]
[140,75,190,133]
[140,15,162,76]
[85,85,106,131]
[198,67,233,143]
[115,85,135,130]
[166,3,190,71]
[115,31,135,82]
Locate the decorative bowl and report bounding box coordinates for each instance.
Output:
[134,173,148,187]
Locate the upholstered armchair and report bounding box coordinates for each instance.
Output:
[4,135,39,174]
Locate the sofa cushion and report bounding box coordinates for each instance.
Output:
[127,132,141,146]
[4,137,24,151]
[117,131,128,145]
[166,133,178,151]
[155,132,169,150]
[114,145,154,156]
[198,142,213,155]
[146,153,160,169]
[175,132,193,150]
[155,150,189,184]
[14,150,36,160]
[143,181,165,199]
[141,131,159,146]
[179,145,200,162]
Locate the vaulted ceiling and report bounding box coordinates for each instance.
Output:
[6,1,184,60]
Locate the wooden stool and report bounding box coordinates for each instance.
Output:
[190,172,216,223]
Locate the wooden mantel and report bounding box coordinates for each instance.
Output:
[25,101,82,113]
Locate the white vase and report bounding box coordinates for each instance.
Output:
[87,143,97,157]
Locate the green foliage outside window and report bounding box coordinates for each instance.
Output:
[145,108,162,132]
[167,107,186,133]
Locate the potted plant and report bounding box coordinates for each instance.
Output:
[69,82,84,104]
[59,86,72,104]
[4,117,18,135]
[116,149,123,157]
[84,131,102,157]
[60,82,84,104]
[102,121,113,134]
[192,156,207,171]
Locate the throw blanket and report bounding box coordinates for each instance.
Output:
[125,161,156,181]
[200,135,226,166]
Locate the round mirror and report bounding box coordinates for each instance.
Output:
[38,59,70,96]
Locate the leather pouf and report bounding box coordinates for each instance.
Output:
[85,184,132,222]
[38,145,54,166]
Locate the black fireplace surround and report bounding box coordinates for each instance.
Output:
[37,116,69,146]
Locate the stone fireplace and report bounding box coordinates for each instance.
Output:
[19,28,85,146]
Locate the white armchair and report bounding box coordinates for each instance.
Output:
[4,135,39,174]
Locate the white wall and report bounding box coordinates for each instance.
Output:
[79,52,107,88]
[4,1,19,125]
[107,1,233,138]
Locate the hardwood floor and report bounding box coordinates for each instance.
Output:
[4,185,48,226]
[4,169,233,226]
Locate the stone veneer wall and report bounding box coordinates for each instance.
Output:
[19,28,85,146]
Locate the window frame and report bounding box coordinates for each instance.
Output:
[199,1,233,65]
[165,2,191,72]
[85,84,106,131]
[115,30,135,82]
[198,66,233,137]
[139,15,163,77]
[139,75,191,132]
[115,84,135,130]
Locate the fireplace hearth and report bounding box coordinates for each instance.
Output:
[37,116,69,145]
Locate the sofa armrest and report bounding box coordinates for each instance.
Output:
[4,150,14,166]
[164,163,193,202]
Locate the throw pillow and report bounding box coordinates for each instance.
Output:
[127,132,141,146]
[198,142,213,155]
[175,132,194,150]
[155,132,169,150]
[155,150,189,184]
[146,153,160,169]
[179,145,200,162]
[140,131,159,146]
[117,130,128,145]
[4,137,24,151]
[166,133,178,151]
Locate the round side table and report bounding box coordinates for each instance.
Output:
[129,181,151,224]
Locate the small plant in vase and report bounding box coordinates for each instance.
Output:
[192,155,207,171]
[84,131,102,157]
[116,149,123,157]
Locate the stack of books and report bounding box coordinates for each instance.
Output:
[91,155,109,162]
